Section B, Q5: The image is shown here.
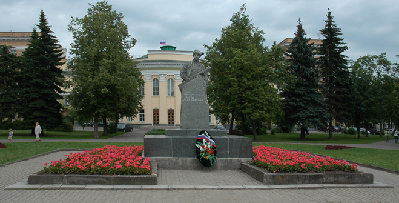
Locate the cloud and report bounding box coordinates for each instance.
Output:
[0,0,398,62]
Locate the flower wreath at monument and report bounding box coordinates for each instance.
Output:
[195,130,217,167]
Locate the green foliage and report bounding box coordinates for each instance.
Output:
[271,128,282,135]
[281,19,327,140]
[20,10,65,129]
[68,1,143,138]
[0,46,21,122]
[348,127,356,135]
[351,53,399,137]
[205,4,284,140]
[318,10,352,139]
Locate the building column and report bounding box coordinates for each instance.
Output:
[159,74,167,125]
[144,74,153,125]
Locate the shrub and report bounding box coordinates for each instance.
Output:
[108,122,117,133]
[341,128,348,134]
[271,128,282,135]
[348,128,356,135]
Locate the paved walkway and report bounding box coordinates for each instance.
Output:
[0,150,398,202]
[1,128,399,202]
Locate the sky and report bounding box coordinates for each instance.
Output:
[1,0,398,62]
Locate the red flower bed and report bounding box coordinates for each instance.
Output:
[253,146,357,173]
[43,145,151,175]
[325,145,353,150]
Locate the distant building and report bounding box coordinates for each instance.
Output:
[119,45,217,127]
[279,38,323,51]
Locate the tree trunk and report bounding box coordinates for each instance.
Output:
[102,116,108,137]
[356,124,360,139]
[380,120,384,138]
[229,113,235,135]
[328,120,333,140]
[251,122,258,141]
[300,126,306,140]
[93,115,99,139]
[115,112,119,132]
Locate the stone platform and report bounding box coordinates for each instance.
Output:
[144,135,252,159]
[241,163,374,185]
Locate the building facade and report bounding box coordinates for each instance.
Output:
[119,45,217,126]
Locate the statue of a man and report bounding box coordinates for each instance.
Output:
[179,50,209,91]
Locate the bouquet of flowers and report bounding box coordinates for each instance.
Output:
[195,130,217,167]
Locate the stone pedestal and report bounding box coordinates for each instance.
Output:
[165,129,227,137]
[180,77,209,129]
[144,135,252,159]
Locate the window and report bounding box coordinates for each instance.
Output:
[167,78,174,96]
[140,84,144,96]
[127,117,132,122]
[139,110,145,122]
[209,114,212,123]
[153,78,159,96]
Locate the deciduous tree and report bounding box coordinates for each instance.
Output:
[68,1,143,138]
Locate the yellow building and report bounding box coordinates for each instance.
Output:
[120,45,217,127]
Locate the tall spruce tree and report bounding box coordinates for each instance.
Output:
[68,1,143,138]
[20,10,65,128]
[282,19,327,140]
[0,46,21,123]
[205,5,283,140]
[319,9,351,139]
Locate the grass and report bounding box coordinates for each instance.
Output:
[0,129,123,139]
[0,142,143,165]
[248,133,389,144]
[145,129,166,135]
[253,143,399,171]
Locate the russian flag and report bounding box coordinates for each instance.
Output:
[160,40,166,45]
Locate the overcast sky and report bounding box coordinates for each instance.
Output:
[1,0,398,62]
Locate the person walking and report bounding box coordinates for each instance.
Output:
[35,122,42,142]
[8,128,13,142]
[394,129,398,144]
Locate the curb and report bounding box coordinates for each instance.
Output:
[5,182,392,191]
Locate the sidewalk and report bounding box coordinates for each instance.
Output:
[0,150,398,202]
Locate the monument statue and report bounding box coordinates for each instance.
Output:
[179,50,210,95]
[179,50,210,129]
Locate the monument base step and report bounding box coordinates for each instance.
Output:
[165,128,228,137]
[151,157,251,170]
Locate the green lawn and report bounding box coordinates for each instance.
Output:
[248,133,389,144]
[0,130,123,139]
[0,142,143,165]
[254,143,399,171]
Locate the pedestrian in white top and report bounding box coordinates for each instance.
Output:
[394,129,398,144]
[35,122,42,142]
